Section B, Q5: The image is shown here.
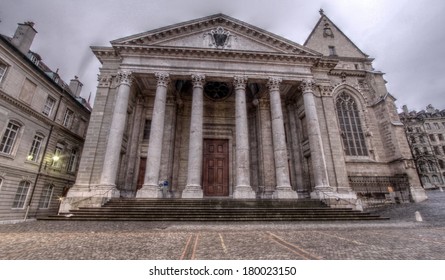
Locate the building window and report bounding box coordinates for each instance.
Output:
[143,119,151,140]
[439,160,445,169]
[421,175,430,185]
[443,146,445,154]
[425,123,431,130]
[423,147,429,155]
[336,92,368,156]
[434,123,440,129]
[432,175,442,184]
[42,96,56,117]
[428,161,437,172]
[410,136,416,144]
[12,181,31,209]
[419,136,425,143]
[438,134,444,141]
[429,134,436,142]
[52,143,64,168]
[38,184,54,209]
[434,146,441,155]
[0,61,7,83]
[0,177,3,192]
[0,121,21,155]
[442,122,445,129]
[63,108,74,128]
[67,148,78,173]
[415,127,421,133]
[27,133,44,162]
[328,46,337,56]
[419,162,427,172]
[414,147,420,155]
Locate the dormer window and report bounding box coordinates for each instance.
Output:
[328,46,337,56]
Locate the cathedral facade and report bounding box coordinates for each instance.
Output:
[61,13,427,212]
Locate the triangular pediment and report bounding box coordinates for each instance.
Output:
[304,12,368,58]
[111,14,321,56]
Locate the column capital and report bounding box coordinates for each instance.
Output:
[267,77,282,91]
[300,79,316,93]
[233,75,248,90]
[191,73,206,88]
[117,71,133,86]
[154,72,170,87]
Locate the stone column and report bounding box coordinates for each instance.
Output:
[233,76,256,199]
[182,74,205,198]
[137,72,170,198]
[267,77,297,199]
[99,71,133,191]
[300,79,330,193]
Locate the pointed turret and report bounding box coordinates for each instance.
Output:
[304,10,368,59]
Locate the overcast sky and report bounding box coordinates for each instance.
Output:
[1,0,444,111]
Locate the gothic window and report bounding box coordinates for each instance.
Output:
[0,121,21,155]
[12,181,31,208]
[27,133,44,162]
[38,184,54,209]
[421,175,430,185]
[419,162,427,172]
[336,92,368,156]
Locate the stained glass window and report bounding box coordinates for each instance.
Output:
[336,92,368,156]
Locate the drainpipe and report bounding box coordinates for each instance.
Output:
[24,94,64,220]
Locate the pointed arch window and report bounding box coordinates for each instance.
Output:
[336,91,368,156]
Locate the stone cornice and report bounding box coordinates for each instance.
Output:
[113,45,321,65]
[329,69,367,78]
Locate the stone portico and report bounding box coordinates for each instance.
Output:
[60,13,427,212]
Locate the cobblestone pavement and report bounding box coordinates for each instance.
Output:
[0,190,444,260]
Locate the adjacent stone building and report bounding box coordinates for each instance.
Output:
[61,12,427,212]
[0,22,91,222]
[399,104,445,188]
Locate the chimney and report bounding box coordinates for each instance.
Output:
[11,21,37,54]
[69,76,83,97]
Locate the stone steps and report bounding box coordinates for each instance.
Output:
[40,198,388,221]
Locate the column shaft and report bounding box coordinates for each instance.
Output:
[100,71,133,188]
[137,72,170,198]
[301,79,329,188]
[182,74,205,198]
[233,76,255,198]
[267,77,297,199]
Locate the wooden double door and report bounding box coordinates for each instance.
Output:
[203,139,229,196]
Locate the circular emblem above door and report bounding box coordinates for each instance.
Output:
[204,82,231,101]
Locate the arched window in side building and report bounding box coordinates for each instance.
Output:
[335,91,368,156]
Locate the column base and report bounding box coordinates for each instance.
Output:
[272,185,298,199]
[182,184,203,199]
[233,185,256,199]
[310,185,362,211]
[410,185,428,202]
[59,184,120,213]
[136,184,162,198]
